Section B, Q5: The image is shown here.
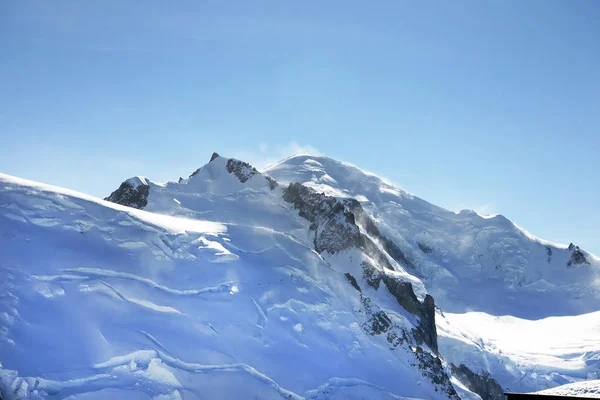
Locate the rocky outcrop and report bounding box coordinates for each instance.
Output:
[285,183,440,354]
[362,261,382,290]
[283,183,438,354]
[381,273,438,354]
[345,273,362,292]
[104,179,149,209]
[189,167,202,178]
[358,292,457,399]
[418,295,438,355]
[265,175,278,190]
[362,262,438,354]
[189,154,278,190]
[226,159,258,183]
[359,294,404,345]
[567,243,590,267]
[282,183,362,254]
[450,364,504,400]
[415,352,460,400]
[282,186,398,267]
[381,274,422,315]
[546,245,553,263]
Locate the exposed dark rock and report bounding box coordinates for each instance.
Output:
[265,175,279,190]
[362,262,382,290]
[415,351,460,399]
[358,292,453,396]
[386,330,407,348]
[284,182,440,355]
[283,184,406,269]
[381,274,438,354]
[369,311,392,334]
[419,294,438,355]
[362,262,439,354]
[345,273,362,292]
[567,243,590,267]
[546,245,553,263]
[210,152,220,162]
[282,183,362,254]
[178,177,184,183]
[226,159,258,183]
[189,167,202,178]
[450,363,504,400]
[381,275,422,315]
[360,295,392,336]
[418,242,433,254]
[104,180,149,210]
[362,258,438,354]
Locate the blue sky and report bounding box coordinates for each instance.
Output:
[1,1,599,254]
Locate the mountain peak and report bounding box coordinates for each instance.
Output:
[171,154,279,194]
[104,176,150,209]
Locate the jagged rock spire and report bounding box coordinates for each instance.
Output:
[210,152,220,162]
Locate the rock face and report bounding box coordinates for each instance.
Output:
[451,364,504,400]
[226,159,258,183]
[187,155,277,190]
[345,272,362,292]
[420,295,438,354]
[282,182,362,254]
[416,353,460,400]
[568,243,590,267]
[357,290,458,399]
[360,261,438,354]
[284,182,440,354]
[104,179,149,210]
[382,273,438,354]
[265,175,279,190]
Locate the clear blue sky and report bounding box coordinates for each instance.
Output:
[1,1,599,254]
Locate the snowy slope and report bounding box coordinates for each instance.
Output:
[3,151,599,399]
[0,170,459,399]
[264,154,600,396]
[437,311,600,394]
[535,380,600,398]
[265,155,600,318]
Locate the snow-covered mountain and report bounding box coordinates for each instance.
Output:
[1,152,599,399]
[264,155,600,319]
